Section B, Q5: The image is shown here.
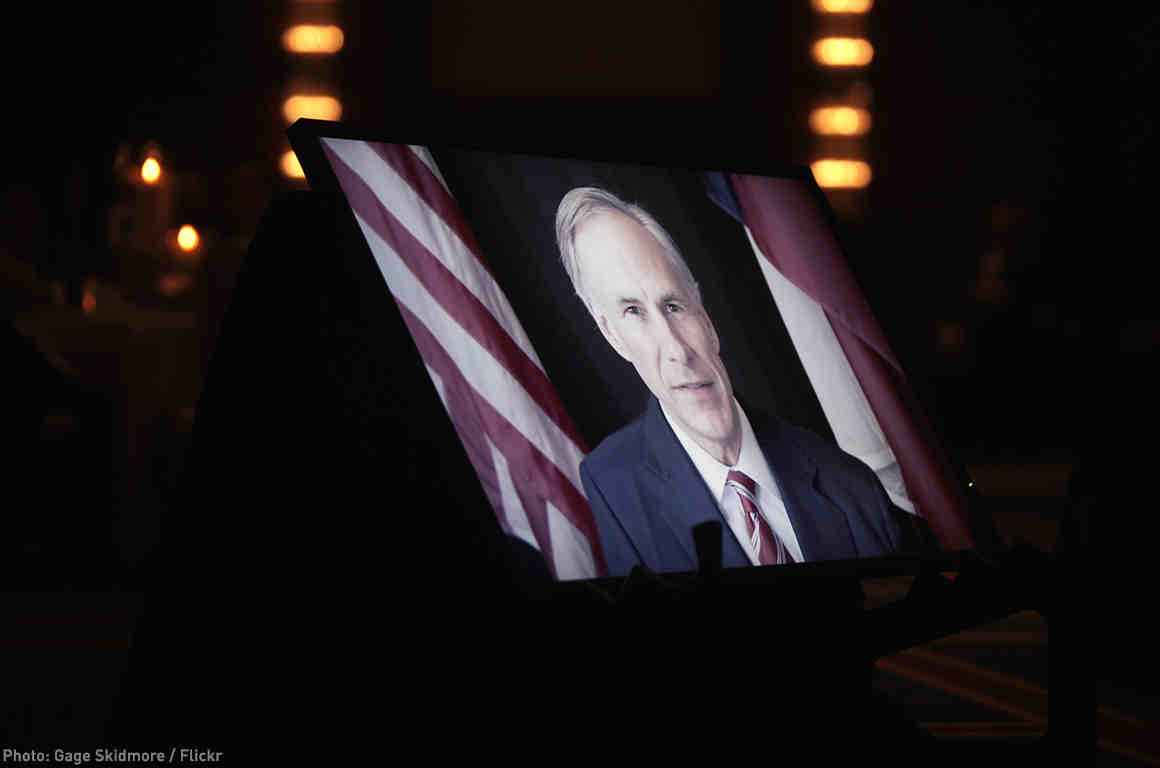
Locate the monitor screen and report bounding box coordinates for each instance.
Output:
[296,126,976,580]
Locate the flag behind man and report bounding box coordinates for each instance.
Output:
[321,139,606,579]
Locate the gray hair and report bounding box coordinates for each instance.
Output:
[554,186,701,313]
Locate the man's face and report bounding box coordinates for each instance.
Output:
[575,211,739,460]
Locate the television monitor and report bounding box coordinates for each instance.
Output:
[287,118,984,582]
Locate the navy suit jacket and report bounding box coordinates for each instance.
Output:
[580,397,908,577]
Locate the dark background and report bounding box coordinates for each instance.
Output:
[5,2,1144,573]
[0,0,1154,754]
[429,149,833,450]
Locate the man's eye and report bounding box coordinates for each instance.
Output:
[665,302,684,313]
[624,306,642,317]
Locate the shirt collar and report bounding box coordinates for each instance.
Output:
[659,398,763,501]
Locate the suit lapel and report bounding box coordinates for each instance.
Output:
[751,411,858,562]
[629,398,855,569]
[638,398,748,571]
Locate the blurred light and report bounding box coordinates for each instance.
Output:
[937,321,967,351]
[973,277,1008,304]
[812,37,875,67]
[809,106,872,136]
[282,24,344,54]
[811,0,873,12]
[177,224,200,252]
[990,201,1021,234]
[981,249,1006,275]
[157,273,193,297]
[282,94,342,123]
[141,157,162,185]
[81,281,97,315]
[281,150,305,179]
[811,159,872,189]
[42,407,76,434]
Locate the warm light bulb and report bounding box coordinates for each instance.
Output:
[812,37,875,67]
[809,106,872,136]
[282,94,342,123]
[281,151,305,179]
[141,157,162,185]
[811,0,873,13]
[811,159,872,189]
[282,25,345,54]
[177,224,200,252]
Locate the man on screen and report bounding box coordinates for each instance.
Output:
[556,186,909,577]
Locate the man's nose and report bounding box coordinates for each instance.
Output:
[657,315,695,364]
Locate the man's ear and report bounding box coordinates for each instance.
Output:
[594,310,632,363]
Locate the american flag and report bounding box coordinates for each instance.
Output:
[321,139,606,579]
[721,173,974,550]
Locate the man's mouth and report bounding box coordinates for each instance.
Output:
[673,381,713,391]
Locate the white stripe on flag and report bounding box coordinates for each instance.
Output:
[744,226,916,514]
[408,144,455,198]
[323,138,546,373]
[353,210,588,496]
[425,365,449,408]
[546,500,596,581]
[488,435,538,550]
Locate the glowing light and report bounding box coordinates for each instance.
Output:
[812,37,875,67]
[82,282,96,315]
[282,94,342,123]
[157,273,193,297]
[177,224,200,252]
[282,24,345,54]
[811,159,872,189]
[280,150,305,179]
[809,106,872,136]
[811,0,873,13]
[140,157,162,185]
[937,321,967,350]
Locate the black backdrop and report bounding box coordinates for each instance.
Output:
[429,148,835,451]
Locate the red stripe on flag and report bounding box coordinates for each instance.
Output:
[397,302,606,575]
[324,143,590,454]
[832,326,974,549]
[730,174,903,373]
[370,143,492,272]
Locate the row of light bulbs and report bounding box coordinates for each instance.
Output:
[279,21,345,180]
[808,0,874,190]
[270,15,875,188]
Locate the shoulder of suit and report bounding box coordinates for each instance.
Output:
[580,412,648,480]
[759,412,879,489]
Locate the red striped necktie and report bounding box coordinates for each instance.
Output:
[726,469,791,565]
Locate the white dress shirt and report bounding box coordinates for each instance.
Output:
[660,399,805,565]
